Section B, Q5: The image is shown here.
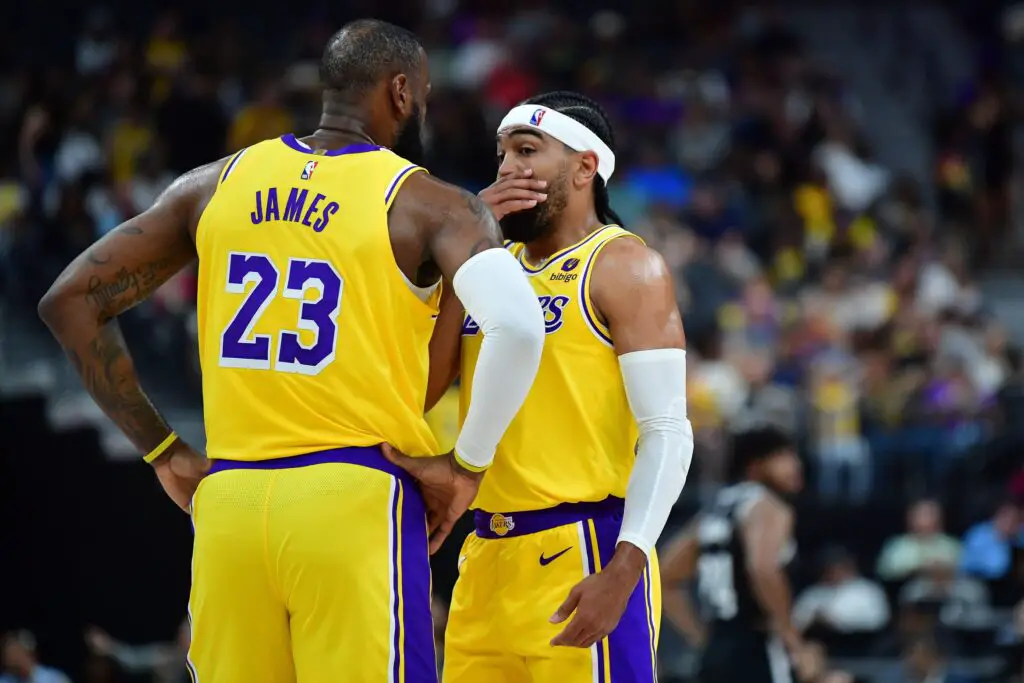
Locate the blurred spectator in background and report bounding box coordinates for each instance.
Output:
[799,641,858,683]
[84,622,189,683]
[877,499,962,581]
[808,350,872,503]
[997,348,1024,445]
[880,635,976,683]
[127,147,175,219]
[0,631,71,683]
[227,77,295,153]
[156,69,227,174]
[900,561,992,631]
[794,546,891,636]
[960,501,1024,580]
[994,600,1024,682]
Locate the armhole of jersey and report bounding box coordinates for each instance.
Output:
[398,268,443,308]
[383,164,427,211]
[381,163,442,314]
[196,149,249,251]
[735,485,765,523]
[579,227,645,347]
[219,147,249,185]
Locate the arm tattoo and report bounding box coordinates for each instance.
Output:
[67,320,173,452]
[51,233,188,453]
[85,255,177,320]
[458,189,502,258]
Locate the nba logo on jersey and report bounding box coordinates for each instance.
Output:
[301,160,318,180]
[530,108,546,126]
[489,513,515,537]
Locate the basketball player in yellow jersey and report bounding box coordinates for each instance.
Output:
[37,20,546,683]
[389,91,695,682]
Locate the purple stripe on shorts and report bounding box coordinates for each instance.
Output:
[473,497,624,539]
[591,513,658,683]
[208,446,416,488]
[643,565,658,676]
[583,520,598,576]
[391,481,403,682]
[399,476,438,682]
[584,522,607,683]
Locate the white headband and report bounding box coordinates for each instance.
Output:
[498,105,616,182]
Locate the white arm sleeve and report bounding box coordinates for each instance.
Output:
[452,248,545,469]
[617,348,693,557]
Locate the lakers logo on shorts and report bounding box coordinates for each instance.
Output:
[489,513,515,537]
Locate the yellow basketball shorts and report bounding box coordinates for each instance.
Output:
[186,447,437,683]
[443,498,661,683]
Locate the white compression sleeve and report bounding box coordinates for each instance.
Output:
[452,248,545,470]
[617,348,694,557]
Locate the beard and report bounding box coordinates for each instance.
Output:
[499,168,569,244]
[393,103,426,166]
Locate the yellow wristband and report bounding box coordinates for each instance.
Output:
[144,432,179,464]
[452,449,490,473]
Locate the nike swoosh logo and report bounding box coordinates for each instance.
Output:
[539,547,572,566]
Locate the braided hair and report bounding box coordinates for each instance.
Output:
[522,91,623,226]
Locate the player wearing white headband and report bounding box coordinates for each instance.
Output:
[387,91,694,682]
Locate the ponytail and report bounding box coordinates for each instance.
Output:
[594,178,623,226]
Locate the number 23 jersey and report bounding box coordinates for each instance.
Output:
[195,136,441,462]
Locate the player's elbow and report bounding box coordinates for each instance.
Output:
[38,273,97,334]
[37,282,67,330]
[497,293,545,354]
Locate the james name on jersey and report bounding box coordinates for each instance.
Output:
[249,187,340,233]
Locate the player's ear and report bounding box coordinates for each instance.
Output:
[390,73,411,116]
[574,151,599,189]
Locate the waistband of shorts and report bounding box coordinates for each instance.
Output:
[208,446,413,485]
[473,496,624,539]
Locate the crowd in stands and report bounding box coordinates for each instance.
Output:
[1,2,1021,682]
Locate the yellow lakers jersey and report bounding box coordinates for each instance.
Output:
[196,135,441,461]
[460,225,641,512]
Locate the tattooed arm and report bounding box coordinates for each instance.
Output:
[38,161,225,510]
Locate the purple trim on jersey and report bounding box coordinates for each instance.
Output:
[517,224,615,274]
[398,478,438,682]
[207,446,416,488]
[591,511,659,682]
[473,497,625,539]
[579,237,614,345]
[280,133,382,157]
[384,164,420,204]
[220,148,248,183]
